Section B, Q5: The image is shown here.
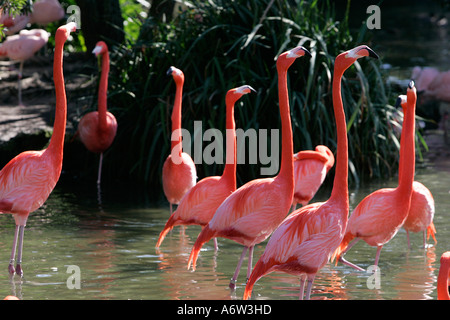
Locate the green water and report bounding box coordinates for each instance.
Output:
[0,162,448,300]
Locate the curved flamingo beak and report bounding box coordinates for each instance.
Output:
[395,95,407,109]
[345,45,379,60]
[235,85,256,95]
[287,46,311,59]
[167,66,182,77]
[92,45,102,56]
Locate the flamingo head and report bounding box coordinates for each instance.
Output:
[335,45,378,72]
[92,41,108,56]
[315,145,335,171]
[226,85,255,104]
[167,66,184,85]
[56,22,77,42]
[406,80,417,108]
[277,46,311,70]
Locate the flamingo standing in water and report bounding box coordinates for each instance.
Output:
[292,145,334,209]
[156,85,254,249]
[244,45,378,300]
[161,67,197,215]
[77,41,118,186]
[395,95,437,249]
[187,46,311,289]
[335,82,417,271]
[438,251,450,300]
[0,22,76,276]
[0,28,49,105]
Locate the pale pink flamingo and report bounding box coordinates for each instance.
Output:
[396,95,437,248]
[76,41,118,186]
[187,46,311,290]
[411,66,440,93]
[161,66,197,214]
[335,82,417,271]
[243,45,378,300]
[156,85,254,249]
[292,145,334,209]
[0,0,64,35]
[438,251,450,300]
[0,28,49,105]
[0,22,76,277]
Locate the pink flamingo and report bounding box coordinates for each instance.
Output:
[244,45,378,300]
[0,28,49,105]
[156,85,254,249]
[335,82,417,271]
[438,251,450,300]
[292,145,334,209]
[396,95,437,248]
[187,46,311,290]
[161,67,197,214]
[0,22,76,277]
[0,0,64,35]
[76,41,118,185]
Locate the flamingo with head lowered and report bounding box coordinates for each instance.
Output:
[187,46,311,290]
[77,41,118,186]
[0,22,76,277]
[162,67,197,215]
[244,45,378,300]
[335,81,417,271]
[156,85,254,249]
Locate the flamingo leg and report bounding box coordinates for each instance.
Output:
[406,230,411,249]
[374,245,383,267]
[213,238,218,252]
[246,246,254,282]
[15,226,25,277]
[229,246,248,290]
[97,153,104,186]
[299,274,306,300]
[8,225,20,275]
[304,274,316,300]
[338,238,365,271]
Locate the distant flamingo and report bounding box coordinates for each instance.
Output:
[396,95,437,249]
[77,41,118,186]
[3,295,19,300]
[335,82,417,271]
[244,45,378,300]
[187,46,311,290]
[0,0,64,35]
[156,85,254,249]
[0,28,49,105]
[438,251,450,300]
[292,145,334,209]
[0,22,76,276]
[162,67,197,215]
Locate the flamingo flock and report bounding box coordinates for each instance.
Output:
[0,8,447,303]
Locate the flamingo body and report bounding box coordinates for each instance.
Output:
[0,29,49,61]
[161,153,197,206]
[293,145,334,207]
[77,111,117,154]
[438,251,450,300]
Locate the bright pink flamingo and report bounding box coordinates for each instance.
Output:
[187,46,311,290]
[395,95,437,248]
[244,45,378,300]
[156,85,254,249]
[0,28,49,105]
[0,22,76,277]
[292,145,334,209]
[335,82,417,271]
[438,251,450,300]
[161,66,197,214]
[77,41,118,185]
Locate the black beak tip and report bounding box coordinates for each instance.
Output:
[395,97,402,108]
[303,48,312,58]
[166,67,174,76]
[368,48,379,59]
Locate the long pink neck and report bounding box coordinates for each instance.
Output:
[397,94,415,198]
[46,32,67,166]
[221,94,237,189]
[330,66,349,207]
[98,49,110,131]
[171,78,183,156]
[438,255,450,300]
[276,66,294,190]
